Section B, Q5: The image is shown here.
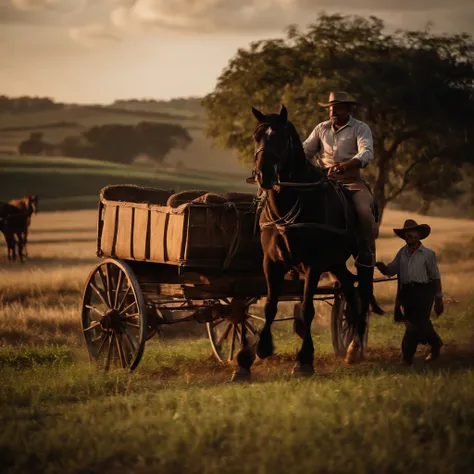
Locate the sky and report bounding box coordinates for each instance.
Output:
[1,0,473,104]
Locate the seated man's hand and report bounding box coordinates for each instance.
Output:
[376,262,388,275]
[330,159,361,175]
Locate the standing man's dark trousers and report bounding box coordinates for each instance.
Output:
[400,282,443,364]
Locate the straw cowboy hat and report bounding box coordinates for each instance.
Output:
[318,91,357,108]
[394,219,431,240]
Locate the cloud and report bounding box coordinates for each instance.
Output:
[108,0,474,35]
[69,22,122,45]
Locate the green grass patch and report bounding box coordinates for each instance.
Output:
[1,304,474,473]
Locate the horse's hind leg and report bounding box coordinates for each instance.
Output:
[331,265,362,364]
[355,266,374,356]
[22,231,28,258]
[256,258,285,360]
[293,267,321,377]
[17,234,25,263]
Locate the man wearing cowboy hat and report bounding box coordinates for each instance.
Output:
[302,91,377,267]
[376,219,444,365]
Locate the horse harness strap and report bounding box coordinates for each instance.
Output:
[259,177,353,237]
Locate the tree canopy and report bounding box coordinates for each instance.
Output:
[202,14,474,221]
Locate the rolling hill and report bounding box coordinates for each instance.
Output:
[0,98,249,176]
[0,154,252,211]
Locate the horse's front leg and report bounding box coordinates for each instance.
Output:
[293,267,321,377]
[233,313,255,382]
[256,257,285,360]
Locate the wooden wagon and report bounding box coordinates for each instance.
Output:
[81,185,385,371]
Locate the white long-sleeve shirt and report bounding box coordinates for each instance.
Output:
[302,116,374,169]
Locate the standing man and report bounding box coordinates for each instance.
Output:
[302,91,377,267]
[376,219,444,364]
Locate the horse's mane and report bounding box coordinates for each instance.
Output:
[286,120,323,181]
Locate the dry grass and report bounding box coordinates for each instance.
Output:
[0,207,473,349]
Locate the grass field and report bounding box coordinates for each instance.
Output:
[1,208,474,473]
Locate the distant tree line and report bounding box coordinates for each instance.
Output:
[18,122,192,165]
[0,96,63,114]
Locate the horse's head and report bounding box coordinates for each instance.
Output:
[25,195,39,214]
[250,105,289,190]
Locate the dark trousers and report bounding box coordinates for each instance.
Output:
[400,282,443,364]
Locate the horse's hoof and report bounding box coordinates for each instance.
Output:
[231,368,251,383]
[256,332,274,360]
[256,344,274,360]
[344,341,361,365]
[292,362,314,378]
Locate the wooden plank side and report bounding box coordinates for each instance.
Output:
[133,208,149,260]
[100,204,117,257]
[115,206,133,259]
[166,213,185,263]
[150,211,168,262]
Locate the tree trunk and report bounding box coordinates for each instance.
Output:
[418,199,431,215]
[374,151,388,227]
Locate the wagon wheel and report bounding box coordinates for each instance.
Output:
[81,258,147,371]
[331,291,369,357]
[206,297,263,362]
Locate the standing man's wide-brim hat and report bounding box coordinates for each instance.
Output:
[318,91,357,108]
[394,219,431,240]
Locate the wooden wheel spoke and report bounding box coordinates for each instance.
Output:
[244,320,257,336]
[229,325,236,360]
[117,286,132,312]
[248,314,265,323]
[124,329,138,353]
[125,313,140,320]
[104,263,113,308]
[126,321,141,329]
[97,266,107,290]
[120,301,137,315]
[84,321,101,333]
[210,318,225,329]
[85,305,105,317]
[90,282,110,308]
[105,333,115,370]
[115,334,126,368]
[236,324,243,344]
[113,270,125,309]
[217,322,232,346]
[96,333,108,355]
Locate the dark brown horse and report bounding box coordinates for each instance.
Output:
[8,195,38,257]
[0,203,29,262]
[233,105,374,379]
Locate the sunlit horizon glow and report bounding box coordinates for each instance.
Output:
[0,0,473,103]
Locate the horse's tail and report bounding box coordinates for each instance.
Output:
[357,265,374,347]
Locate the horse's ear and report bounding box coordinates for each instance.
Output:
[279,104,288,123]
[251,106,265,123]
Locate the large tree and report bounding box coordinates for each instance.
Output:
[203,14,474,223]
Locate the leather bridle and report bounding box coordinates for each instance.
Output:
[252,122,290,181]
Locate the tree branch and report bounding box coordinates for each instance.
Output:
[386,158,427,202]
